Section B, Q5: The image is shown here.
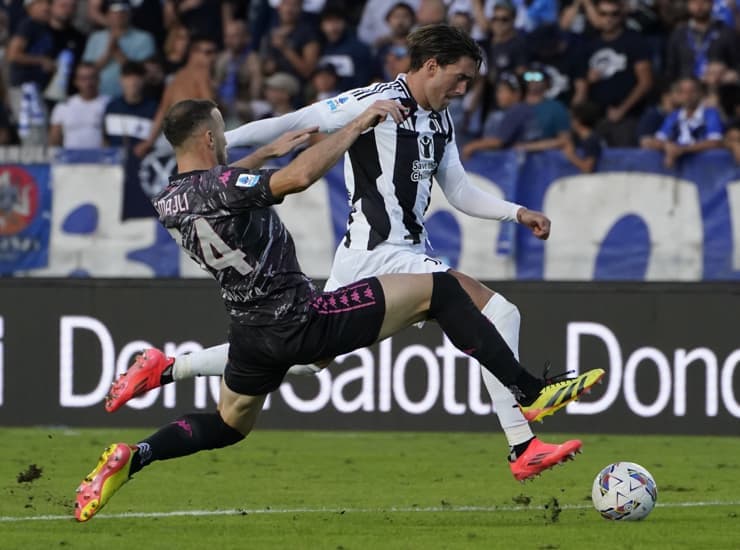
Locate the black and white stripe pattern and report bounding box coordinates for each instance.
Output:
[338,75,457,250]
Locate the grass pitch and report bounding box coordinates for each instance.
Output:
[0,428,738,549]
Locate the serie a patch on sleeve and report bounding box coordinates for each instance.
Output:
[235,173,261,188]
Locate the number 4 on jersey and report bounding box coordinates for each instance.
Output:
[169,219,253,275]
[195,218,253,275]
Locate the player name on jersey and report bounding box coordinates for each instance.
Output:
[154,193,190,217]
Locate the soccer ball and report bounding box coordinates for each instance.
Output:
[591,462,658,521]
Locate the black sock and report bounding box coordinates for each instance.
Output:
[509,436,536,462]
[129,413,245,475]
[428,272,542,397]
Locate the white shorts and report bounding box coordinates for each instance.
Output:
[325,242,452,291]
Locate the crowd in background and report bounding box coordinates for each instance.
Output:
[1,0,739,171]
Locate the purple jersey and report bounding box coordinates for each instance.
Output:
[153,165,317,325]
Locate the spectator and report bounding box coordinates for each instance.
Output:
[133,35,217,157]
[2,0,27,37]
[215,19,261,127]
[6,0,55,145]
[515,67,571,152]
[701,60,739,112]
[318,6,377,92]
[49,62,109,147]
[664,0,740,82]
[375,2,415,72]
[447,7,475,34]
[162,23,189,76]
[559,0,600,36]
[642,76,725,168]
[46,0,85,102]
[163,0,223,47]
[103,60,157,147]
[574,0,653,146]
[636,80,680,142]
[262,71,301,117]
[357,0,419,47]
[462,72,526,157]
[308,61,340,102]
[462,69,569,156]
[261,0,320,82]
[527,23,586,106]
[483,0,528,84]
[87,0,164,47]
[562,100,603,172]
[382,42,411,80]
[416,0,447,26]
[82,0,155,97]
[713,0,740,30]
[472,0,559,33]
[509,0,559,32]
[141,54,165,101]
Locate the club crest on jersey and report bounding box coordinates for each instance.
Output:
[325,96,349,112]
[235,173,261,188]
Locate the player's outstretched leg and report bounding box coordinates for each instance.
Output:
[517,364,605,423]
[509,438,582,482]
[478,292,586,481]
[75,443,135,521]
[106,346,319,412]
[105,349,175,412]
[75,406,249,521]
[420,272,605,417]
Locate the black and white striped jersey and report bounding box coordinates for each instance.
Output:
[331,76,457,249]
[226,74,520,251]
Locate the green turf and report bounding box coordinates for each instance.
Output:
[1,428,738,549]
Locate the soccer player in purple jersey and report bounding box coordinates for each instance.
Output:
[74,98,604,521]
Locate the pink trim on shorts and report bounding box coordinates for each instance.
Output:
[310,281,378,314]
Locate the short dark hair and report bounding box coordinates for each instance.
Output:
[407,24,482,72]
[678,75,704,93]
[121,60,146,77]
[386,2,415,21]
[188,34,217,52]
[571,101,602,129]
[163,99,218,148]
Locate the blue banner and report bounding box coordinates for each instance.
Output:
[509,148,740,280]
[18,146,740,280]
[0,164,52,274]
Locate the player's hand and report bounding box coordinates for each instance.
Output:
[266,126,319,158]
[354,100,409,131]
[517,207,551,240]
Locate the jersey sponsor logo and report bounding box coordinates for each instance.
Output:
[411,160,437,182]
[235,173,261,188]
[325,96,349,112]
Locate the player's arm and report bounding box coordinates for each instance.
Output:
[437,146,551,239]
[229,127,319,169]
[269,100,407,198]
[225,92,369,148]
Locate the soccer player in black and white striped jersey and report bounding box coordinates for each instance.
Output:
[108,25,584,482]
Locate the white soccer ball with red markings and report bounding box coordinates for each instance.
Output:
[592,462,658,521]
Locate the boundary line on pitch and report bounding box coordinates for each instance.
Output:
[1,500,739,522]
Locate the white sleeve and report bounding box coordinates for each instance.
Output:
[225,93,368,148]
[50,102,66,126]
[436,140,522,222]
